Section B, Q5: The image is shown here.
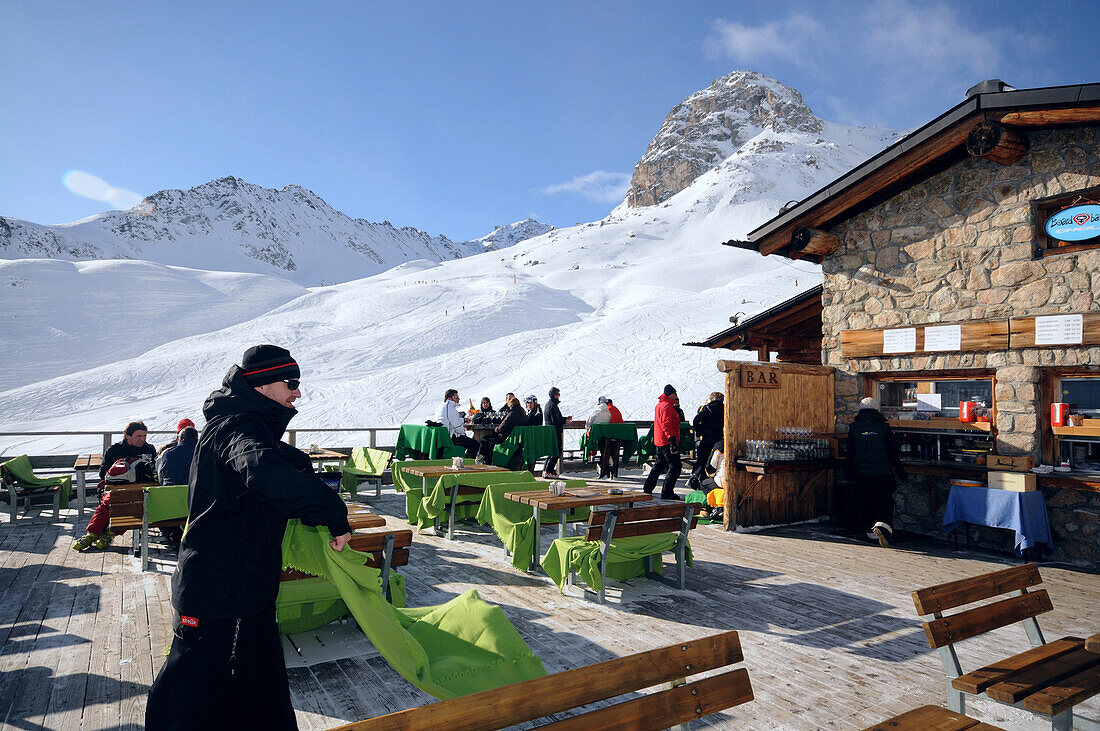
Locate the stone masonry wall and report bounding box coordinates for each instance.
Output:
[821,126,1100,566]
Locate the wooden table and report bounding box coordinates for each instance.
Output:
[304,448,349,472]
[73,454,103,519]
[1087,633,1100,653]
[401,464,508,493]
[861,704,1004,730]
[504,487,652,570]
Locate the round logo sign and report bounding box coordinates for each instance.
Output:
[1045,203,1100,242]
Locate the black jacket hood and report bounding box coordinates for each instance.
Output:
[203,365,297,441]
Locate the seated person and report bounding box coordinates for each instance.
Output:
[471,397,495,425]
[478,396,525,464]
[434,388,479,457]
[585,397,619,479]
[155,426,198,548]
[158,418,196,453]
[74,421,157,551]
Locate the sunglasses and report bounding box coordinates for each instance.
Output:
[282,379,300,390]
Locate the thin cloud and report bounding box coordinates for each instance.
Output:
[541,171,631,204]
[705,15,824,68]
[63,170,146,210]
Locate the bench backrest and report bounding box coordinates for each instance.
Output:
[583,502,700,542]
[108,486,147,521]
[282,529,414,581]
[911,563,1052,649]
[331,630,752,730]
[350,447,392,476]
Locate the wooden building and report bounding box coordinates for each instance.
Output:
[721,80,1100,567]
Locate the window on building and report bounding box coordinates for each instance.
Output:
[1033,184,1100,256]
[877,377,993,417]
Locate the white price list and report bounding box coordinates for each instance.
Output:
[883,327,917,354]
[923,325,961,352]
[1034,314,1083,345]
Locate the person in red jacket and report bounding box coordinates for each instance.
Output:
[643,384,682,500]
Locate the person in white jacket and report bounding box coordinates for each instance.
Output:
[585,396,617,478]
[434,389,479,457]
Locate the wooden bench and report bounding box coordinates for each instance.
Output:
[912,563,1100,730]
[861,704,1005,730]
[571,501,700,603]
[107,484,186,570]
[330,629,753,730]
[282,528,413,603]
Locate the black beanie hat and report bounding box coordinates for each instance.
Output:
[241,344,300,387]
[663,384,677,396]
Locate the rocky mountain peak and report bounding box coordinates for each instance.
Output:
[626,70,823,208]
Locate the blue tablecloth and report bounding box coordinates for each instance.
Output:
[942,484,1053,554]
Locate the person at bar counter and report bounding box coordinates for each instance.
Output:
[687,392,724,491]
[146,345,351,730]
[523,394,543,426]
[643,384,683,500]
[72,420,158,552]
[477,394,526,464]
[434,388,480,457]
[845,396,906,548]
[542,386,570,478]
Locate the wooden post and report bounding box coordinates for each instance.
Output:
[966,120,1028,165]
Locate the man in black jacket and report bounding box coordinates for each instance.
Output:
[146,345,351,730]
[477,396,526,464]
[845,396,906,548]
[542,387,570,477]
[687,392,724,491]
[73,420,158,551]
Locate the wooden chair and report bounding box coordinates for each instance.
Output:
[330,630,753,730]
[282,528,413,603]
[1,462,62,523]
[911,563,1100,730]
[571,502,700,604]
[341,447,393,499]
[107,484,186,570]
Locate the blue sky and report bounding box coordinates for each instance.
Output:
[2,1,1098,240]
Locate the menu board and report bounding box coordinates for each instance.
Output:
[924,324,962,351]
[883,328,917,354]
[1034,314,1083,345]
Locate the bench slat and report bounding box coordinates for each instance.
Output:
[349,530,413,553]
[585,517,698,541]
[586,503,699,524]
[364,548,409,570]
[921,591,1052,649]
[912,564,1041,616]
[985,645,1100,705]
[952,637,1083,693]
[859,704,990,731]
[539,667,752,731]
[1022,658,1100,716]
[331,631,744,731]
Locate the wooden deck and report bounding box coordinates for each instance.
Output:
[1,470,1098,730]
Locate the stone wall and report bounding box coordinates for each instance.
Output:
[821,125,1100,566]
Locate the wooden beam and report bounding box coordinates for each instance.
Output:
[999,107,1100,126]
[789,228,839,259]
[966,120,1029,165]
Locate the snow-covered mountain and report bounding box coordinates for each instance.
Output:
[0,178,549,286]
[0,71,900,454]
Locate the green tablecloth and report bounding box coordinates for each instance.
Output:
[394,425,465,460]
[636,422,693,462]
[391,459,451,525]
[146,484,189,523]
[277,573,407,632]
[492,425,559,469]
[414,470,535,531]
[276,520,545,699]
[579,422,640,464]
[475,479,589,572]
[0,454,72,506]
[542,533,693,593]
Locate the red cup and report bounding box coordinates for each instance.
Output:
[959,401,976,422]
[1051,402,1070,427]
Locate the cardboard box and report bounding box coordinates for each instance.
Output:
[988,470,1036,492]
[986,454,1034,472]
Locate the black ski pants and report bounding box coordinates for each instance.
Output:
[643,444,681,498]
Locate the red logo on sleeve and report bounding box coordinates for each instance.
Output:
[180,615,199,628]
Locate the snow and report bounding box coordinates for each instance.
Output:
[0,112,898,457]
